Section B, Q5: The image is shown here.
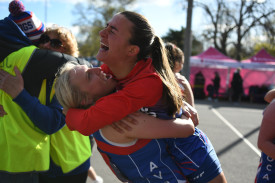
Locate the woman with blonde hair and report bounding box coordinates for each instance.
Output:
[39,24,79,57]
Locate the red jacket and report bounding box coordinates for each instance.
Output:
[66,58,163,135]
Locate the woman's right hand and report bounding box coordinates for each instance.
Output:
[182,101,199,126]
[0,105,7,117]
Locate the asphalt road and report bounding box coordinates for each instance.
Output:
[87,99,267,183]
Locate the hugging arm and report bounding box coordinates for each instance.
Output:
[0,67,65,134]
[14,92,65,134]
[114,111,195,139]
[264,89,275,103]
[176,74,195,107]
[257,102,275,159]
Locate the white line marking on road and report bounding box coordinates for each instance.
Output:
[211,108,261,157]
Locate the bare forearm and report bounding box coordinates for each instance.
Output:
[264,89,275,103]
[259,141,275,159]
[258,102,275,159]
[184,84,195,107]
[123,113,195,139]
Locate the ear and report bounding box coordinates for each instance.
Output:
[128,45,139,56]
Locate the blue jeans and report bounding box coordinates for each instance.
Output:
[0,172,39,183]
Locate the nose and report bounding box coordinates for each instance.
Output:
[99,28,107,38]
[93,67,101,75]
[42,42,51,49]
[87,67,101,75]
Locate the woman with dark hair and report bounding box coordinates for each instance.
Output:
[60,11,226,183]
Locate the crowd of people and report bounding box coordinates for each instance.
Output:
[0,0,274,183]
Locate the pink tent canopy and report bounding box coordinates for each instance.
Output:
[191,47,240,68]
[240,49,275,95]
[243,48,275,63]
[190,47,239,96]
[241,49,275,69]
[189,48,275,98]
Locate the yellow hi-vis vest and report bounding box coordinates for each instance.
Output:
[50,125,92,173]
[0,45,50,172]
[46,81,92,173]
[35,63,91,174]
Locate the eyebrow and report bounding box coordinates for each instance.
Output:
[107,23,118,32]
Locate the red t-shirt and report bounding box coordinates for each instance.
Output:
[66,58,163,135]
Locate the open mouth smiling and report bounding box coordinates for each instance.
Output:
[100,71,112,80]
[100,42,109,51]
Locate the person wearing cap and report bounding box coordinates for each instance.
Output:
[0,1,91,182]
[8,0,45,44]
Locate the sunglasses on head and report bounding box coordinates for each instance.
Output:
[38,34,63,49]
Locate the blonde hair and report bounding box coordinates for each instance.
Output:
[46,25,79,57]
[54,61,90,110]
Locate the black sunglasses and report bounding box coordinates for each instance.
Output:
[38,34,63,49]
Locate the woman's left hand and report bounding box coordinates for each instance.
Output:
[0,67,24,99]
[111,112,140,133]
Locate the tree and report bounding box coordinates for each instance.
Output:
[194,0,275,60]
[73,0,136,57]
[162,27,203,56]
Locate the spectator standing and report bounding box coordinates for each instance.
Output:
[165,42,194,106]
[230,68,243,103]
[194,71,206,99]
[212,71,220,101]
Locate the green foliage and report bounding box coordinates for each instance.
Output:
[254,43,275,57]
[162,27,203,56]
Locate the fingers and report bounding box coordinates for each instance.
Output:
[14,66,21,76]
[0,105,7,117]
[123,115,138,125]
[0,69,9,86]
[62,108,68,115]
[110,123,125,134]
[182,101,199,126]
[116,120,133,131]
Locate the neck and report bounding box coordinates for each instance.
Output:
[108,59,137,79]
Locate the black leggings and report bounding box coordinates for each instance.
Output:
[39,171,88,183]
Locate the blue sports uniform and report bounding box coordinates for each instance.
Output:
[255,151,275,183]
[141,102,223,183]
[94,131,187,183]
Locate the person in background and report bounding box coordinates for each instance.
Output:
[165,42,194,107]
[8,0,45,45]
[38,25,78,57]
[255,89,275,182]
[230,68,243,103]
[193,71,206,99]
[212,71,220,102]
